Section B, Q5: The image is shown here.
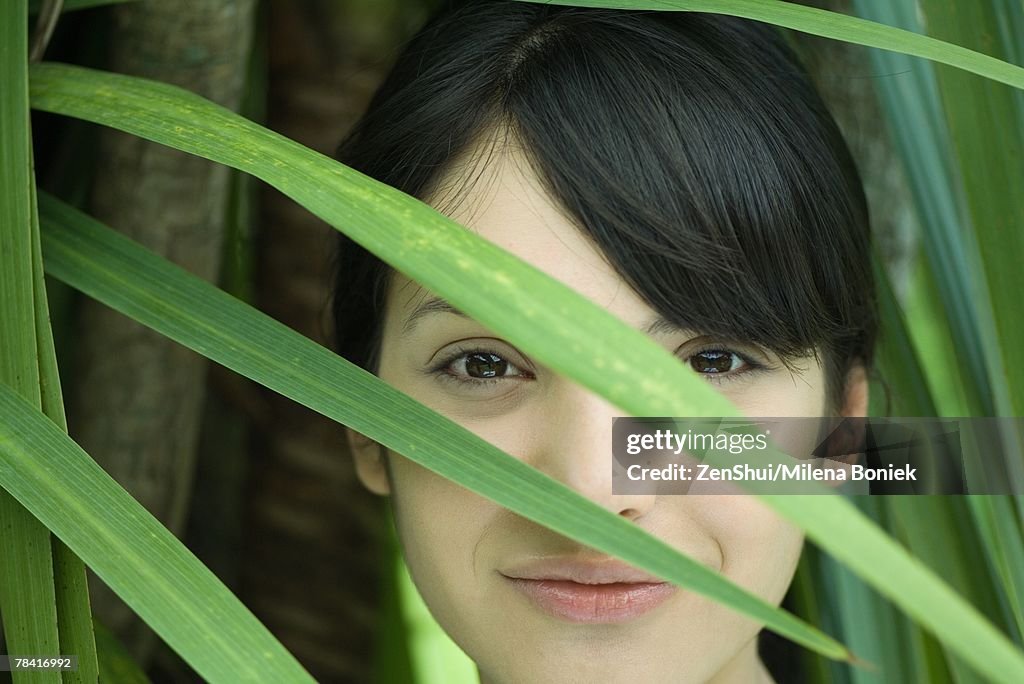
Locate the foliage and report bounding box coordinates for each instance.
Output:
[2,1,1022,683]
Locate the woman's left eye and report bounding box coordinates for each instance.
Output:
[687,349,751,376]
[458,352,517,379]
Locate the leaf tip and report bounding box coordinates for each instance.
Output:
[845,649,878,673]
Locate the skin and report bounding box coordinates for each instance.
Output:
[348,140,868,684]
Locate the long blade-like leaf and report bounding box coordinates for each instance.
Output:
[27,64,1024,682]
[870,254,937,417]
[853,0,997,418]
[28,0,134,13]
[0,384,316,683]
[967,496,1024,642]
[763,494,1023,682]
[920,3,1024,485]
[30,162,99,684]
[35,193,850,662]
[28,62,737,421]
[513,0,1024,90]
[0,1,61,676]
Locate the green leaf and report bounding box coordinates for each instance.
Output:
[28,0,136,14]
[0,384,316,684]
[920,1,1024,425]
[28,62,738,421]
[0,1,61,678]
[889,496,1009,681]
[870,254,937,417]
[1,0,40,431]
[967,496,1024,643]
[27,63,1024,682]
[512,0,1024,90]
[853,0,995,418]
[762,494,1022,683]
[35,193,849,662]
[30,165,99,684]
[93,620,151,684]
[902,257,976,418]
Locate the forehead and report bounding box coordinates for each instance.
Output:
[394,143,655,326]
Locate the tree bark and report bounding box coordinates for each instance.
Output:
[236,2,430,681]
[68,0,255,663]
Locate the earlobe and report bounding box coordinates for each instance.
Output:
[346,428,391,495]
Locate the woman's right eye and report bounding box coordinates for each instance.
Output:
[433,348,534,387]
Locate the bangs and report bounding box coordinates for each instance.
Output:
[334,2,877,406]
[501,11,871,365]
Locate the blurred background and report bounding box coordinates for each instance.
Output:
[25,0,1023,682]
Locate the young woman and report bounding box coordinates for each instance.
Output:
[332,2,876,682]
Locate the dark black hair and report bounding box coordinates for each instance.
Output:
[332,0,877,412]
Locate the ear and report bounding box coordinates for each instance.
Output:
[345,428,391,495]
[817,362,869,472]
[840,362,869,418]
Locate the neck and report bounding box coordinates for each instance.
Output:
[476,633,775,684]
[707,636,775,684]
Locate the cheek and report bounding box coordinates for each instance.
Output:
[388,453,490,561]
[693,496,804,601]
[385,452,497,624]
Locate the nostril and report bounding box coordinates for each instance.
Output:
[618,506,643,521]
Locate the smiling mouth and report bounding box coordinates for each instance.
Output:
[499,558,677,624]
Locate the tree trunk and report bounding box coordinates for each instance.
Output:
[236,2,429,681]
[68,0,255,663]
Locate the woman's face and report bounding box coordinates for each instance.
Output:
[349,145,864,684]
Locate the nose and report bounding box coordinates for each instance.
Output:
[529,380,656,522]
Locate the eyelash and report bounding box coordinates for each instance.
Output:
[427,343,769,388]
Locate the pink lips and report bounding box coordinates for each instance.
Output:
[500,558,677,623]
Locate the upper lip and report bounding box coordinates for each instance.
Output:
[499,556,667,585]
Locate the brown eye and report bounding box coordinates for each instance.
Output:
[689,350,743,374]
[464,352,509,378]
[431,345,533,388]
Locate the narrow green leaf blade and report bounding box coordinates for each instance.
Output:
[1,0,41,417]
[765,494,1024,683]
[512,0,1024,90]
[870,255,937,417]
[920,0,1024,420]
[35,193,850,662]
[28,0,135,13]
[854,0,997,418]
[30,176,99,684]
[27,63,1024,682]
[889,497,1009,681]
[27,62,738,422]
[92,621,150,684]
[0,385,316,683]
[0,1,61,677]
[967,496,1024,643]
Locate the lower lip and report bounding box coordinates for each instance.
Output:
[506,577,676,623]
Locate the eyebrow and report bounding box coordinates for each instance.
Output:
[402,296,468,334]
[401,295,686,337]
